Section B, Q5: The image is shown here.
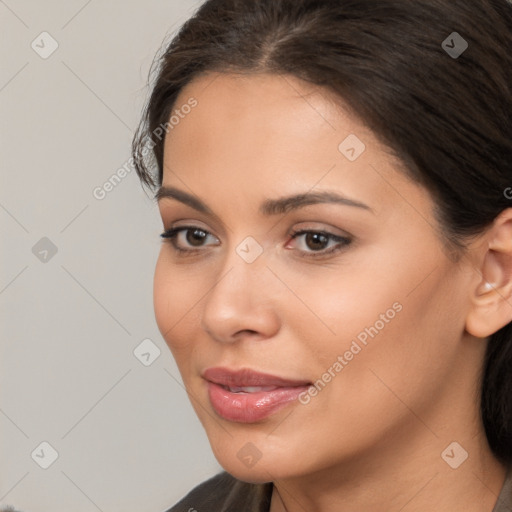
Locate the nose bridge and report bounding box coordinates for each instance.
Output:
[200,235,279,341]
[207,235,269,307]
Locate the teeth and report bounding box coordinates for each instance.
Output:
[226,386,278,393]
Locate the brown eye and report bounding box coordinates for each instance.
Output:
[186,228,208,247]
[160,226,220,253]
[287,229,352,259]
[304,232,329,251]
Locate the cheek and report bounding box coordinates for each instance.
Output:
[153,250,201,354]
[153,251,173,339]
[272,257,404,366]
[287,251,462,408]
[320,268,464,420]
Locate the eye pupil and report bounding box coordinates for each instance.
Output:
[186,229,207,246]
[305,232,328,251]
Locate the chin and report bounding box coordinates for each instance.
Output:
[215,454,283,484]
[206,433,303,484]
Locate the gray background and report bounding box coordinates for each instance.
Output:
[0,1,222,511]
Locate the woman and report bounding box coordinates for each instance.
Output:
[132,0,512,510]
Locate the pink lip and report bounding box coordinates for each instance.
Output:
[202,367,311,423]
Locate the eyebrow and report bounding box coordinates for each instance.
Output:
[155,186,374,216]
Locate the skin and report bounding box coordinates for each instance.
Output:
[154,71,512,512]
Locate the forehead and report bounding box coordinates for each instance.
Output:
[162,72,429,222]
[170,71,371,147]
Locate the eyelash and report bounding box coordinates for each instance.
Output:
[160,226,352,259]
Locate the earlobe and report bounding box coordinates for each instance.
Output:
[465,208,512,339]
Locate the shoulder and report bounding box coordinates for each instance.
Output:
[163,471,273,512]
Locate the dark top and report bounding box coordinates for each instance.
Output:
[166,466,512,512]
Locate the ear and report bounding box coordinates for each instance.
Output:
[465,208,512,338]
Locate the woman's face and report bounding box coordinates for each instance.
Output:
[154,72,482,482]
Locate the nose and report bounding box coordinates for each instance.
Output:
[200,246,281,344]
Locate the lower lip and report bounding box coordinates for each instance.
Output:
[206,382,309,423]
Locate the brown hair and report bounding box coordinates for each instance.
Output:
[132,0,512,464]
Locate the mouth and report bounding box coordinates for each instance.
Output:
[202,367,312,423]
[217,385,281,393]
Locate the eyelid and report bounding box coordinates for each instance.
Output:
[158,208,228,239]
[287,221,352,238]
[161,225,219,246]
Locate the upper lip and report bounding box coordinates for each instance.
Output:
[203,367,311,387]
